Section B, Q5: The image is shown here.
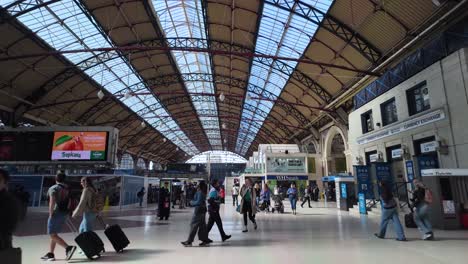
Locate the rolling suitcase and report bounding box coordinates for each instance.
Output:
[99,217,130,253]
[75,231,105,260]
[67,219,105,260]
[0,248,21,264]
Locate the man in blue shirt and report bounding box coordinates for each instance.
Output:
[207,179,231,242]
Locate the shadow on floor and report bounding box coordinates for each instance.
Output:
[205,238,278,248]
[68,249,170,263]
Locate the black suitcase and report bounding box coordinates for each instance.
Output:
[104,225,130,253]
[405,212,417,228]
[75,231,105,260]
[0,248,21,264]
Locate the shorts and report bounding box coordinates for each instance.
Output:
[47,211,68,235]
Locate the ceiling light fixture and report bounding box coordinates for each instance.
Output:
[163,138,167,143]
[140,121,146,128]
[222,123,227,129]
[219,92,225,102]
[97,90,105,100]
[124,91,133,99]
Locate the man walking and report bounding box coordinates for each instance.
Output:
[301,184,312,208]
[41,172,77,261]
[232,184,239,207]
[207,179,231,242]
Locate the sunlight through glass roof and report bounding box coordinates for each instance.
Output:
[152,0,223,149]
[235,0,333,155]
[5,0,199,155]
[186,151,247,164]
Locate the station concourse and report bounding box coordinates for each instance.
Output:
[1,0,468,263]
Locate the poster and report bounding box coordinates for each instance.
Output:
[358,193,367,214]
[51,132,107,160]
[355,165,373,199]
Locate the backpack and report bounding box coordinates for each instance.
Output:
[93,191,105,212]
[424,188,433,204]
[55,184,71,212]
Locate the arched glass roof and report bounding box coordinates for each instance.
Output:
[186,151,247,164]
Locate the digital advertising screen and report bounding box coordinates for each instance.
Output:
[51,132,108,161]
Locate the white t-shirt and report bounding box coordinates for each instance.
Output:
[232,186,239,195]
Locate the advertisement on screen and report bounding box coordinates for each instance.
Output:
[51,132,107,160]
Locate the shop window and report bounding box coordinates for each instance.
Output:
[381,98,398,126]
[361,110,374,134]
[407,82,430,116]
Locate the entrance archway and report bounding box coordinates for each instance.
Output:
[323,126,350,176]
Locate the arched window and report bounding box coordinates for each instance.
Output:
[137,158,146,170]
[186,151,247,164]
[119,153,134,169]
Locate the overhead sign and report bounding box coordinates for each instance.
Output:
[266,157,306,173]
[391,149,403,159]
[369,154,379,162]
[421,141,438,153]
[51,132,107,160]
[266,175,309,180]
[357,109,445,145]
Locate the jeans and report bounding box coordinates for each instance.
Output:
[301,196,311,207]
[242,202,256,226]
[232,195,238,206]
[289,196,297,210]
[207,211,227,238]
[79,212,97,233]
[414,203,433,235]
[378,207,405,240]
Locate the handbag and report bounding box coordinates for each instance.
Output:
[0,248,21,264]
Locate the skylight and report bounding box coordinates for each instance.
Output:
[152,0,223,149]
[5,0,199,155]
[235,0,333,155]
[186,151,248,164]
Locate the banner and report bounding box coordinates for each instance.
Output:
[51,132,107,160]
[266,157,306,173]
[355,165,373,199]
[358,193,367,214]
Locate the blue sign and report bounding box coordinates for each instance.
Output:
[266,175,309,180]
[375,162,393,183]
[355,165,373,199]
[341,183,347,199]
[417,156,439,178]
[358,193,367,214]
[406,160,414,182]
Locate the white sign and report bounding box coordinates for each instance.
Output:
[421,141,438,153]
[369,154,379,162]
[443,200,456,215]
[357,109,445,145]
[391,149,403,159]
[421,169,468,177]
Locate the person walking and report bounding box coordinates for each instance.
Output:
[72,177,98,234]
[240,178,257,232]
[181,181,212,247]
[287,183,298,215]
[301,184,312,208]
[232,184,239,207]
[207,179,231,242]
[254,183,261,209]
[260,183,271,212]
[158,182,171,220]
[374,181,406,241]
[41,172,77,261]
[313,185,320,202]
[137,187,145,207]
[412,179,434,240]
[0,169,21,251]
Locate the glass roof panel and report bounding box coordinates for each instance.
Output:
[236,0,332,155]
[6,0,198,155]
[186,151,247,164]
[152,0,222,148]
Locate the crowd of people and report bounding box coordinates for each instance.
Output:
[0,169,439,261]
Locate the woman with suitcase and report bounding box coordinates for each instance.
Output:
[72,177,98,233]
[181,181,212,247]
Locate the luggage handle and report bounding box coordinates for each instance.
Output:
[97,215,110,229]
[66,218,79,234]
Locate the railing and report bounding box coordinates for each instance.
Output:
[394,181,411,210]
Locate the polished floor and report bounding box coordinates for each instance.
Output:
[14,200,468,264]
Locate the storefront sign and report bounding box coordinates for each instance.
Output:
[266,175,309,180]
[391,149,403,159]
[357,109,445,145]
[369,154,379,162]
[266,157,306,173]
[421,141,438,153]
[442,200,456,215]
[421,169,468,177]
[418,156,439,177]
